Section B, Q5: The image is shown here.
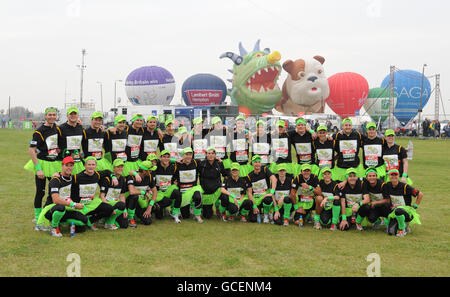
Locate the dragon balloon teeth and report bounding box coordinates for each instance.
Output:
[246,65,281,93]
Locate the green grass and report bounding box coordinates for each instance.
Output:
[0,129,449,277]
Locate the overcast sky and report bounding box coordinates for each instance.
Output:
[1,0,449,119]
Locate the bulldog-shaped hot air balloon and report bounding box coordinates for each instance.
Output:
[275,56,330,115]
[220,40,282,115]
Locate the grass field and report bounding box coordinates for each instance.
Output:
[0,129,449,277]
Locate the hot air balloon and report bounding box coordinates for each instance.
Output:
[125,66,175,105]
[181,73,227,106]
[325,72,369,118]
[380,69,431,123]
[363,87,397,123]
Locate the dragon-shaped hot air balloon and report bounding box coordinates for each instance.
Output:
[220,40,282,115]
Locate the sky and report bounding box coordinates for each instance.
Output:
[1,0,449,120]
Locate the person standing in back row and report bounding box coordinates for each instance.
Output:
[58,106,85,174]
[333,118,364,181]
[25,107,62,226]
[82,111,111,171]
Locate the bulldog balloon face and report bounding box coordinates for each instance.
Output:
[276,56,330,115]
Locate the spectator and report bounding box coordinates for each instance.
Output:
[435,119,441,138]
[443,122,450,138]
[429,120,436,138]
[326,120,332,132]
[422,118,430,137]
[410,121,417,137]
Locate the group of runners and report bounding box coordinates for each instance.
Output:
[25,106,423,238]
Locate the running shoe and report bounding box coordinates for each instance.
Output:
[104,223,119,230]
[330,224,337,231]
[396,229,406,237]
[128,219,137,228]
[51,226,62,237]
[173,214,181,224]
[314,221,322,230]
[356,223,363,231]
[283,219,289,226]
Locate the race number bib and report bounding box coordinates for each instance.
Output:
[46,134,58,159]
[298,187,314,202]
[143,139,159,153]
[128,135,142,158]
[273,138,288,159]
[275,190,290,201]
[115,152,127,161]
[210,136,226,148]
[322,191,333,209]
[295,143,312,163]
[345,193,362,206]
[233,139,247,152]
[164,142,179,160]
[340,140,357,161]
[253,143,270,164]
[210,136,226,158]
[228,187,243,199]
[364,145,382,167]
[390,195,405,208]
[253,143,270,155]
[179,169,196,184]
[88,138,104,153]
[252,179,268,195]
[156,175,172,191]
[236,151,248,162]
[316,148,333,168]
[383,155,399,170]
[111,139,127,152]
[193,139,207,160]
[66,135,82,151]
[105,188,121,202]
[79,183,98,204]
[59,185,72,200]
[369,192,383,202]
[134,186,149,198]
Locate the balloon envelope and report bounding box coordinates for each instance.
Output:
[125,66,175,105]
[181,73,227,106]
[325,72,369,118]
[380,69,431,123]
[364,87,397,123]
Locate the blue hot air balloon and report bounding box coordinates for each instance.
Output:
[182,73,227,106]
[380,69,431,123]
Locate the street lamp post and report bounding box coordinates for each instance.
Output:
[418,64,427,136]
[114,80,123,110]
[97,81,103,113]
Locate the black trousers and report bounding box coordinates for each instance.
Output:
[358,203,392,223]
[218,194,239,215]
[180,191,202,219]
[44,204,88,225]
[35,176,51,208]
[85,202,114,224]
